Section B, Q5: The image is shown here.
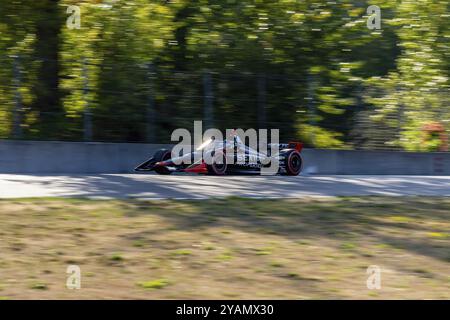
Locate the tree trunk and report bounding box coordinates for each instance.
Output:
[31,0,63,139]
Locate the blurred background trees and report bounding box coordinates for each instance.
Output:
[0,0,448,151]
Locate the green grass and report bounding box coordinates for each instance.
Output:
[0,196,449,299]
[137,279,170,290]
[255,247,273,255]
[216,249,234,261]
[340,243,357,250]
[132,240,145,247]
[427,232,449,239]
[172,249,192,256]
[30,283,48,290]
[109,253,124,262]
[270,261,284,268]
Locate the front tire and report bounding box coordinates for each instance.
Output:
[153,149,172,175]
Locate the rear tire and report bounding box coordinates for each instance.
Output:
[283,150,303,176]
[153,149,172,175]
[206,151,227,175]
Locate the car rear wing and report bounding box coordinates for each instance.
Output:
[269,141,303,152]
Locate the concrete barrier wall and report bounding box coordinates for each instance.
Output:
[0,140,171,174]
[1,140,449,175]
[301,149,449,175]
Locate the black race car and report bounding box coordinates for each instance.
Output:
[135,134,303,176]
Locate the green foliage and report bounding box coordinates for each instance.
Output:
[0,0,448,149]
[298,124,345,149]
[363,0,449,151]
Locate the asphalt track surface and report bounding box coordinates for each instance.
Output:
[0,174,449,199]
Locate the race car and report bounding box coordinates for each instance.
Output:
[134,134,304,176]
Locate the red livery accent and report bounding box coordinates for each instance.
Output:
[184,162,208,173]
[288,141,303,152]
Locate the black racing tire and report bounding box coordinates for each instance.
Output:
[206,151,227,175]
[153,149,172,175]
[283,150,303,176]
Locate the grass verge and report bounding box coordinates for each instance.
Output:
[0,196,448,299]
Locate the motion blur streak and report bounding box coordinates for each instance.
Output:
[0,174,449,199]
